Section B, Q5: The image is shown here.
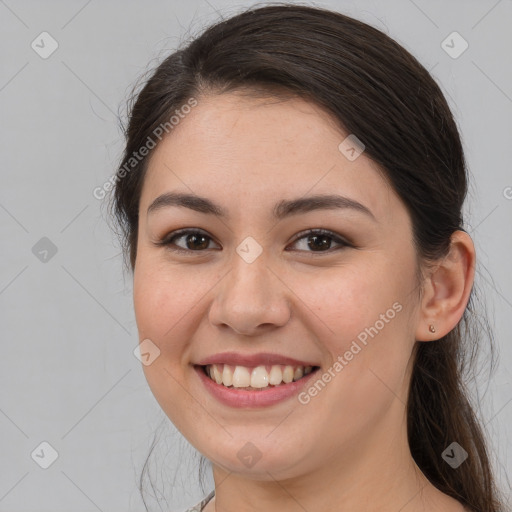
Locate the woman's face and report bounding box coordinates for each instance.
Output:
[133,91,423,479]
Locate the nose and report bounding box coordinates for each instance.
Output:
[208,252,291,336]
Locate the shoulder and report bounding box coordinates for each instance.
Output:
[184,490,215,512]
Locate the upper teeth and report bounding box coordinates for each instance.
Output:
[205,364,314,389]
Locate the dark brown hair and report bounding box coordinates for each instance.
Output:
[109,4,504,511]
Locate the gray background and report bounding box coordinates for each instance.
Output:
[0,0,511,511]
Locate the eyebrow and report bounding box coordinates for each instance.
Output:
[147,192,376,221]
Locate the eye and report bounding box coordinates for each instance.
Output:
[155,228,352,254]
[157,229,220,253]
[287,228,351,253]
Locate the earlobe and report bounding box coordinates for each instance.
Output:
[415,230,475,342]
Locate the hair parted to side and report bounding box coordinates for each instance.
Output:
[108,3,505,511]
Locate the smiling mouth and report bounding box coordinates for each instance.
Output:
[199,363,320,390]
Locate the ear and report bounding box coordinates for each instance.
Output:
[415,230,475,342]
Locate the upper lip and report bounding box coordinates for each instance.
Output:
[196,352,319,367]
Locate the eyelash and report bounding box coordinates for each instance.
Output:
[156,228,352,255]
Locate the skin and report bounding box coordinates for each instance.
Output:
[133,91,475,512]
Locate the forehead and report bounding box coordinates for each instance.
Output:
[140,92,397,223]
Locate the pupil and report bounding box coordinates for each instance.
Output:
[308,234,330,251]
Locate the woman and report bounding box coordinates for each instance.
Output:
[109,4,505,511]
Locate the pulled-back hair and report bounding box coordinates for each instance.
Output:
[109,4,504,511]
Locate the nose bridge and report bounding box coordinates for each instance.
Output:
[230,246,271,302]
[209,242,291,334]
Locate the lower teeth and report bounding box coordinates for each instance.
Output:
[223,384,283,390]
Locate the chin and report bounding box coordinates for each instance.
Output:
[197,433,314,480]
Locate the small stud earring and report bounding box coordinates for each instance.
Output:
[429,324,436,334]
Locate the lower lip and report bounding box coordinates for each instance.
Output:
[194,365,319,408]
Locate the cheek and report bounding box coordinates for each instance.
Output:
[292,261,409,346]
[290,258,417,399]
[133,261,206,431]
[133,260,197,343]
[290,266,415,443]
[133,263,192,380]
